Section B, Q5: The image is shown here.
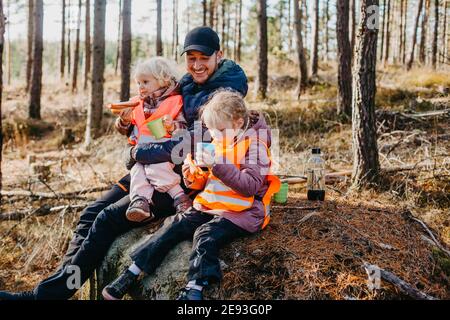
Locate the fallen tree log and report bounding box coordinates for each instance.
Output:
[363,262,437,300]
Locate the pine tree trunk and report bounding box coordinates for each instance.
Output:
[221,0,225,50]
[236,0,242,62]
[441,1,448,64]
[380,0,385,61]
[288,0,292,52]
[60,0,66,78]
[85,0,106,145]
[407,0,424,70]
[402,0,408,64]
[255,0,268,99]
[431,0,438,68]
[28,0,43,120]
[325,0,330,61]
[26,0,34,91]
[67,0,71,77]
[419,0,430,64]
[0,0,5,199]
[337,0,352,117]
[225,1,231,57]
[72,0,82,92]
[156,0,162,56]
[384,0,391,64]
[399,0,404,64]
[115,0,122,75]
[84,0,91,90]
[6,0,10,85]
[120,0,131,102]
[209,0,215,28]
[352,0,380,188]
[294,0,308,99]
[310,0,319,77]
[350,0,356,54]
[172,0,178,61]
[202,0,207,26]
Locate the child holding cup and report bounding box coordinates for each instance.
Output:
[102,89,281,300]
[109,58,192,222]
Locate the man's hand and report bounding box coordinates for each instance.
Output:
[125,145,136,170]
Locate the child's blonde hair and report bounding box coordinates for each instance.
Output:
[133,57,179,87]
[200,89,249,129]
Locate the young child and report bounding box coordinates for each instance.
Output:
[102,89,281,300]
[112,57,192,222]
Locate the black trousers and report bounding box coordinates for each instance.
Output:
[33,174,176,300]
[131,208,250,284]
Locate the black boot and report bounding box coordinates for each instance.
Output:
[0,290,36,301]
[176,288,203,300]
[102,270,138,300]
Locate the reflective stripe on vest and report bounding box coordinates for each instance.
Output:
[194,137,282,230]
[132,95,183,144]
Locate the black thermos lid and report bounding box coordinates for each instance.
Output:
[312,148,321,154]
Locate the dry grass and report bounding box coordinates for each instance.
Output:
[1,63,450,299]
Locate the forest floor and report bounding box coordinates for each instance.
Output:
[1,63,449,299]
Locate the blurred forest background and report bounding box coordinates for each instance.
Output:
[0,0,449,299]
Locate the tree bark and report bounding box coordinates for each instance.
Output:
[221,0,226,50]
[351,0,381,188]
[26,0,34,91]
[380,0,385,61]
[399,0,404,64]
[407,0,424,70]
[84,0,91,90]
[255,0,268,99]
[209,0,216,28]
[236,0,242,62]
[383,0,391,64]
[85,0,106,145]
[172,0,179,61]
[325,0,330,61]
[72,0,82,92]
[350,0,356,54]
[156,0,162,56]
[294,0,308,99]
[60,0,66,78]
[337,0,353,117]
[431,0,438,68]
[115,0,122,76]
[202,0,207,26]
[310,0,319,77]
[419,0,430,64]
[28,0,44,120]
[402,0,408,64]
[67,0,71,76]
[0,0,5,201]
[441,1,448,64]
[120,0,131,102]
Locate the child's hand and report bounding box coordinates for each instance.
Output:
[118,107,133,123]
[162,115,175,133]
[183,153,201,181]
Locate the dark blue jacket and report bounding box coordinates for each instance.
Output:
[133,59,248,164]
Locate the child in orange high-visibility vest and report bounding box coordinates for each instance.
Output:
[102,89,280,301]
[111,58,192,222]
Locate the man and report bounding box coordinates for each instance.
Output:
[0,27,248,300]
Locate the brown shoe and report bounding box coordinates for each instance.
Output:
[173,194,193,214]
[126,197,154,222]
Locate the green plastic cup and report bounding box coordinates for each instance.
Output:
[273,182,289,204]
[146,117,167,140]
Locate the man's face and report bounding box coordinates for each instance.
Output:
[185,50,223,84]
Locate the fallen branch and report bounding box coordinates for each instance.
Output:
[363,262,437,300]
[1,186,111,200]
[410,217,450,258]
[0,204,87,221]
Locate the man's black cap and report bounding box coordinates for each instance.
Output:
[181,27,220,56]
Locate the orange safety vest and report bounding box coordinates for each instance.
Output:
[194,137,281,230]
[128,95,183,145]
